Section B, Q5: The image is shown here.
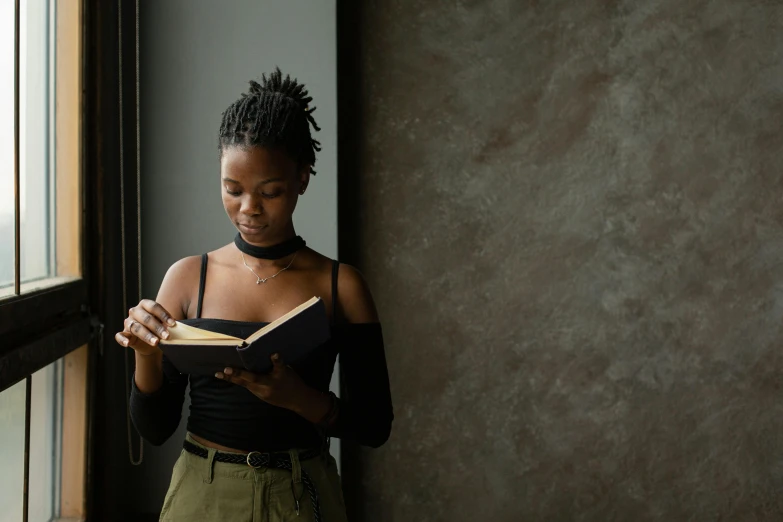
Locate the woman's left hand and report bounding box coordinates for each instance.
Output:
[216,354,310,412]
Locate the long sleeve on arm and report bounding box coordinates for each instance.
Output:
[129,356,188,446]
[328,323,394,448]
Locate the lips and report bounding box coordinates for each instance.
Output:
[239,223,267,232]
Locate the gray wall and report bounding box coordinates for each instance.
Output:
[133,0,337,515]
[354,0,783,520]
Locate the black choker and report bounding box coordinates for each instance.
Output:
[234,233,306,260]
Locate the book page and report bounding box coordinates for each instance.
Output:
[165,321,242,342]
[160,339,240,346]
[245,297,321,345]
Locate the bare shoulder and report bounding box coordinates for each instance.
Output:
[155,254,203,319]
[336,263,379,324]
[162,254,203,284]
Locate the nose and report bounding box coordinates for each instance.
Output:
[240,194,264,216]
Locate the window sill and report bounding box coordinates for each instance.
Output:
[0,276,81,301]
[0,315,92,392]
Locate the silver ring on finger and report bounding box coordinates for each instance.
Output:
[128,319,138,331]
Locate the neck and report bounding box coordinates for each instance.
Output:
[234,232,306,260]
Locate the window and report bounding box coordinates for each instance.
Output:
[0,2,89,521]
[0,347,89,522]
[0,379,26,522]
[1,0,82,300]
[0,0,15,289]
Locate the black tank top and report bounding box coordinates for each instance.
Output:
[182,254,340,451]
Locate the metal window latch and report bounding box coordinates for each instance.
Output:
[88,312,105,357]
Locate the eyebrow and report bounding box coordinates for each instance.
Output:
[222,177,284,185]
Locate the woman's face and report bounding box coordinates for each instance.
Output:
[220,145,309,246]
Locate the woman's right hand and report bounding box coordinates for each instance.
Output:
[115,299,177,356]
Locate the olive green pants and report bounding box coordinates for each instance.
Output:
[159,434,348,521]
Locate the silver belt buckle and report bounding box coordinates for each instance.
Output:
[246,451,263,468]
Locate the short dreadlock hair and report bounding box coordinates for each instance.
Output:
[218,68,321,174]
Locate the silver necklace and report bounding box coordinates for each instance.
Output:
[241,251,298,284]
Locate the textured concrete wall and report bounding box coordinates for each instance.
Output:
[353,1,783,520]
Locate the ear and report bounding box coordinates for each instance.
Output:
[298,165,311,195]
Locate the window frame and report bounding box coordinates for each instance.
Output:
[1,0,148,519]
[0,282,91,387]
[0,0,92,392]
[0,1,106,521]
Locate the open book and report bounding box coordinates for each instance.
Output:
[159,297,330,375]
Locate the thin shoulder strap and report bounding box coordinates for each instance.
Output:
[196,253,208,319]
[331,260,340,326]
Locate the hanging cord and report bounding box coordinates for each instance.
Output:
[119,0,144,466]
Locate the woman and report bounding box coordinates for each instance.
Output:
[115,69,393,522]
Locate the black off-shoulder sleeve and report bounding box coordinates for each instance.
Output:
[328,323,394,448]
[129,356,188,446]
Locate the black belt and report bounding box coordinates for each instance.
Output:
[183,440,324,521]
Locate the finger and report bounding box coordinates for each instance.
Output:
[116,331,144,350]
[124,317,159,346]
[141,299,177,327]
[221,367,261,384]
[115,332,131,347]
[270,353,285,373]
[214,372,254,388]
[119,319,139,345]
[129,304,169,340]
